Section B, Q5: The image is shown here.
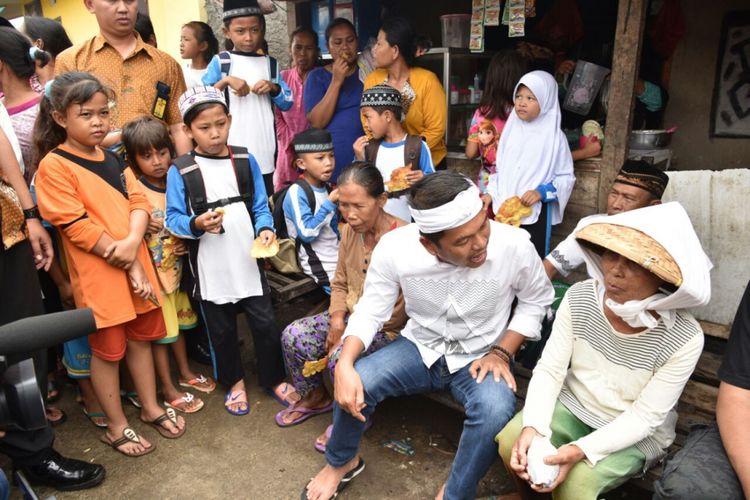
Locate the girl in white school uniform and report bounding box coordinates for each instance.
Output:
[489,70,575,257]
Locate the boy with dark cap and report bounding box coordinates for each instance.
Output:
[545,159,669,279]
[353,84,434,221]
[202,0,293,195]
[281,128,340,291]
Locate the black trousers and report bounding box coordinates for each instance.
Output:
[521,203,549,259]
[0,240,55,466]
[200,292,286,389]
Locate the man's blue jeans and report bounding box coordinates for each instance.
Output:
[325,336,516,500]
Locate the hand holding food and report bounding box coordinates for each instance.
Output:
[250,232,279,258]
[352,136,369,161]
[195,208,223,233]
[496,196,533,227]
[385,166,412,193]
[404,166,423,184]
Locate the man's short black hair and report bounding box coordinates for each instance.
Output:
[409,171,474,244]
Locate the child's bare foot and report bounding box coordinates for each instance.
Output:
[303,456,363,500]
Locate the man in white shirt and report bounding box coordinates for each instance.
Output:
[302,171,554,500]
[544,160,668,280]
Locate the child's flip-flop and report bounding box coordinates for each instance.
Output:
[120,390,142,409]
[178,374,216,394]
[100,427,155,457]
[225,390,250,416]
[264,382,300,407]
[275,401,333,427]
[142,407,186,439]
[164,393,204,414]
[83,408,108,428]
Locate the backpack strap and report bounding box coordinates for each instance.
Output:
[174,153,209,215]
[218,51,232,76]
[218,51,232,111]
[364,139,382,163]
[404,135,423,171]
[268,56,278,83]
[293,178,330,288]
[226,146,255,222]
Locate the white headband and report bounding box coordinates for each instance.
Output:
[409,182,483,234]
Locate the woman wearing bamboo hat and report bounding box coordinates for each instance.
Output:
[497,201,712,500]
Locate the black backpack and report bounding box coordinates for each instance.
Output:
[172,146,257,299]
[364,134,423,170]
[270,178,331,287]
[173,146,254,222]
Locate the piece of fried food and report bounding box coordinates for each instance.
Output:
[496,196,533,227]
[213,207,225,216]
[385,165,412,192]
[302,357,328,377]
[250,236,279,258]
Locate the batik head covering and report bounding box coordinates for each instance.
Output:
[614,160,670,199]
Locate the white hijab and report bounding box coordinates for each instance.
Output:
[577,202,713,329]
[489,70,575,225]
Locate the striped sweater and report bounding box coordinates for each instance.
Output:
[523,279,703,468]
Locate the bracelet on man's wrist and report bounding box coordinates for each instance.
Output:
[488,350,510,363]
[490,344,514,363]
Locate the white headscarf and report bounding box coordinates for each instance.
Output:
[577,202,713,329]
[489,71,575,226]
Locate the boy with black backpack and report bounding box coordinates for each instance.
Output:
[353,84,434,221]
[166,86,297,416]
[274,129,340,292]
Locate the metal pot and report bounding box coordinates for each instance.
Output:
[629,129,674,150]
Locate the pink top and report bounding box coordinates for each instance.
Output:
[7,94,42,184]
[274,67,309,191]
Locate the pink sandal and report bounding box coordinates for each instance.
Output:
[274,401,333,427]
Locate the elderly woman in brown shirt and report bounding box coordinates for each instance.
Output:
[276,162,407,450]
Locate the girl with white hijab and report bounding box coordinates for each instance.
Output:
[496,202,712,500]
[488,70,575,257]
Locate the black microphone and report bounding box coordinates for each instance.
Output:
[0,309,96,356]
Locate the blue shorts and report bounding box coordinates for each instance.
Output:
[63,336,92,379]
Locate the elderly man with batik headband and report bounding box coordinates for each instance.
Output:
[545,159,669,280]
[499,202,711,500]
[302,171,554,500]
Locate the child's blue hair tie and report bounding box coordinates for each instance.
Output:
[44,79,54,99]
[28,46,40,59]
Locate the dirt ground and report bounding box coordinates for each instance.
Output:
[5,294,650,499]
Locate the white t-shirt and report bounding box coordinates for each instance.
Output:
[193,155,262,303]
[374,136,434,221]
[222,54,276,174]
[182,63,208,89]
